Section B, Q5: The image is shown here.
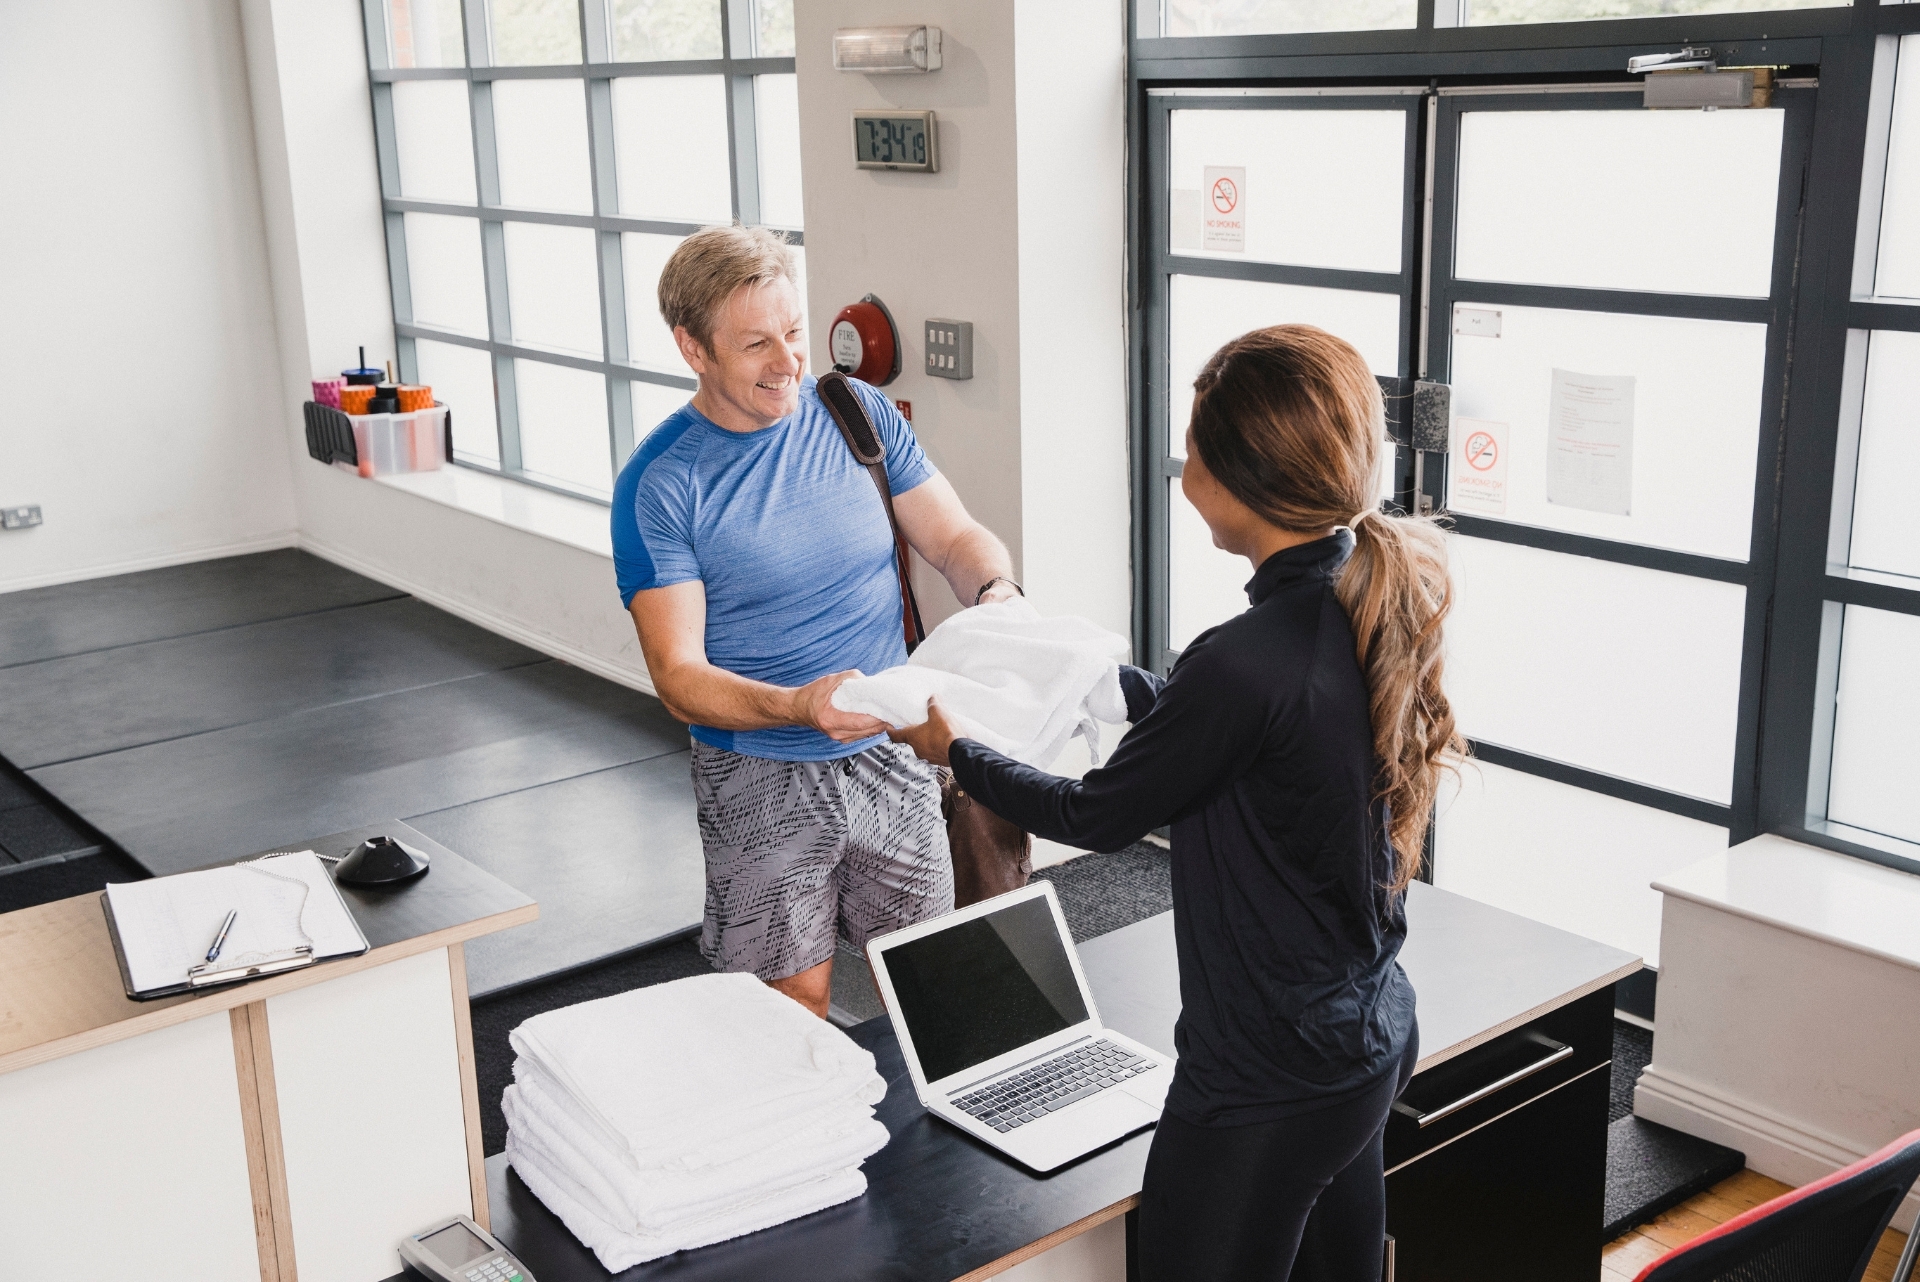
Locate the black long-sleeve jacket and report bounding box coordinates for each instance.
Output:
[948,530,1416,1127]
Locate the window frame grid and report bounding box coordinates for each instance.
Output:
[360,0,801,502]
[1128,0,1920,878]
[1141,88,1427,677]
[1420,86,1817,839]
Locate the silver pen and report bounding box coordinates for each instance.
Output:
[206,909,239,963]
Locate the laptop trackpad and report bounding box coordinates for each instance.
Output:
[1080,1086,1160,1137]
[1119,1073,1171,1113]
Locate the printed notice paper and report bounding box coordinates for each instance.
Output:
[1449,417,1509,516]
[1547,368,1634,516]
[1203,166,1246,252]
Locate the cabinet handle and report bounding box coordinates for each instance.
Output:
[1391,1038,1574,1128]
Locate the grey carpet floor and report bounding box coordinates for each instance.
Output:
[1611,1019,1653,1125]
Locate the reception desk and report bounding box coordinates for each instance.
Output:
[474,881,1639,1282]
[0,821,535,1282]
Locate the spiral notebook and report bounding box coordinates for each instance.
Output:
[102,852,369,1000]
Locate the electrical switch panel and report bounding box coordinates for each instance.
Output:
[924,319,973,380]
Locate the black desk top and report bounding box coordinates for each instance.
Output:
[230,820,538,954]
[459,882,1638,1282]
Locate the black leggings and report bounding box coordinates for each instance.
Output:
[1135,1034,1419,1282]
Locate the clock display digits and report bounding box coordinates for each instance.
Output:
[854,113,934,171]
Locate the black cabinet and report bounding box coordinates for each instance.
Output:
[1384,988,1614,1281]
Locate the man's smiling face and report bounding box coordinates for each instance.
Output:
[682,276,807,432]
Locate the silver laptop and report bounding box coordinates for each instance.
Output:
[866,881,1174,1173]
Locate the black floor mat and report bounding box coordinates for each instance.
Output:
[1606,1116,1745,1241]
[1612,1019,1653,1124]
[0,756,144,911]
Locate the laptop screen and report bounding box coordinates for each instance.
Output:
[884,893,1091,1083]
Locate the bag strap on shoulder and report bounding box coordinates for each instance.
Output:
[815,371,926,652]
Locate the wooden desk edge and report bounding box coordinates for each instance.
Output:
[0,900,538,1078]
[1413,956,1643,1074]
[953,1195,1141,1282]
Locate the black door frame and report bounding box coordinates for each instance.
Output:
[1127,2,1920,878]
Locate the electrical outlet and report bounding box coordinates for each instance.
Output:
[924,319,973,380]
[1,505,42,530]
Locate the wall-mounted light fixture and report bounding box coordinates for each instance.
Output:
[833,26,942,73]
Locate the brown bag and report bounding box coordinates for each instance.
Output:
[815,371,1033,908]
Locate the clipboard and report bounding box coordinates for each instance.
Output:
[101,852,369,1000]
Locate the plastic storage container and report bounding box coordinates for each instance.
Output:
[302,401,448,476]
[349,406,447,477]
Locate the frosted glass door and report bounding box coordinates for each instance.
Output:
[1445,303,1768,559]
[1168,108,1407,270]
[1455,109,1782,297]
[1154,93,1417,668]
[1413,88,1809,951]
[1445,536,1746,801]
[1168,274,1401,456]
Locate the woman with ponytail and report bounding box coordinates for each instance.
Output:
[892,324,1465,1281]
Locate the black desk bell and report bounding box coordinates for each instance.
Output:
[334,834,431,886]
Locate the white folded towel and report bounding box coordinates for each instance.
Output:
[503,1078,888,1233]
[830,597,1131,768]
[507,973,888,1171]
[508,1130,868,1272]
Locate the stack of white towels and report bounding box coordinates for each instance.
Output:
[503,973,891,1271]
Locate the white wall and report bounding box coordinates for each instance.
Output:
[794,0,1026,623]
[794,0,1131,637]
[1,0,1131,710]
[0,0,297,592]
[1013,0,1131,637]
[240,0,657,691]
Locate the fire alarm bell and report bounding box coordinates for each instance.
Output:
[828,295,902,386]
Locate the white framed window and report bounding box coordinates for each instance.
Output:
[367,0,802,501]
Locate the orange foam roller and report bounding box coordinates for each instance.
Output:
[340,386,375,415]
[397,385,434,411]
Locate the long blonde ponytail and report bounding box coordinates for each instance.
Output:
[1189,325,1465,890]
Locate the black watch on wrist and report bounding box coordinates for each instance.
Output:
[975,576,1024,605]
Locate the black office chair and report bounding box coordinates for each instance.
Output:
[1632,1127,1920,1282]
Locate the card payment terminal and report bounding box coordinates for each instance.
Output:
[399,1215,535,1282]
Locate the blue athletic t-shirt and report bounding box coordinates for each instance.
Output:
[612,376,935,762]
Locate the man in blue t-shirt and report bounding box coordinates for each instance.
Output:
[613,225,1021,1018]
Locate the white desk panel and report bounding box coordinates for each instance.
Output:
[0,1010,259,1281]
[270,947,472,1282]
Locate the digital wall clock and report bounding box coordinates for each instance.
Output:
[852,110,938,172]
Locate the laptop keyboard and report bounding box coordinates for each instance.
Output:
[953,1039,1159,1133]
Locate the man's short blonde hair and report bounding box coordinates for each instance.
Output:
[657,223,798,351]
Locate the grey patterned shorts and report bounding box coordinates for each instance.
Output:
[691,740,954,981]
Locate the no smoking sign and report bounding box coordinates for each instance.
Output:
[1464,429,1499,471]
[1202,165,1246,252]
[1450,417,1509,516]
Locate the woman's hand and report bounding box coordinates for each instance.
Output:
[888,696,962,767]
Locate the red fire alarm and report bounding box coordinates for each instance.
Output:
[828,294,902,386]
[893,400,912,423]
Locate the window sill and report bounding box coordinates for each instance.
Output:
[374,466,613,560]
[1653,834,1920,973]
